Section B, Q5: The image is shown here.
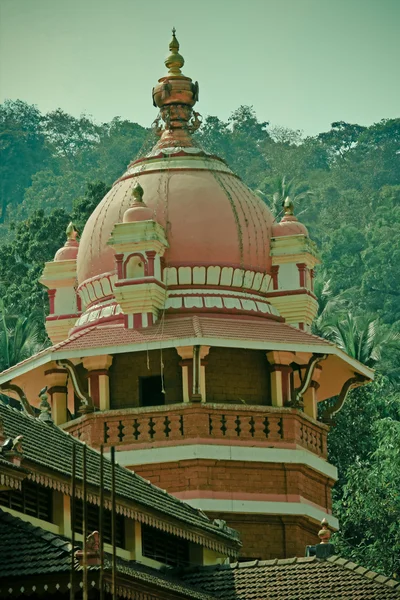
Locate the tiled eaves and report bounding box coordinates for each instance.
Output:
[0,403,240,555]
[180,556,400,599]
[0,508,72,577]
[0,510,216,599]
[0,314,373,385]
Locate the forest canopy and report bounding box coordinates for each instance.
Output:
[0,100,399,576]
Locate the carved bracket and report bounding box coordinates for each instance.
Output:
[290,353,327,408]
[56,359,94,414]
[0,383,35,416]
[321,373,368,424]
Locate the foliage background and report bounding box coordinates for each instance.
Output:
[0,100,399,576]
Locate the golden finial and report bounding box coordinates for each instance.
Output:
[66,222,79,241]
[132,182,144,202]
[318,518,331,544]
[283,197,294,216]
[165,27,185,76]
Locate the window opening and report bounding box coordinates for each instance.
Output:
[0,481,53,522]
[126,256,145,279]
[139,375,165,407]
[74,499,125,548]
[141,524,190,567]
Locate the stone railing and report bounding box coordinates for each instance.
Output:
[63,403,328,459]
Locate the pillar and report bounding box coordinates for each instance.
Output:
[177,346,210,403]
[177,346,193,403]
[82,355,113,411]
[266,351,296,407]
[45,367,68,425]
[303,365,322,420]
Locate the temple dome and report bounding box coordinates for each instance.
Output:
[77,30,274,288]
[77,153,274,285]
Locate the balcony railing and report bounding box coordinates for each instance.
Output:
[63,403,328,459]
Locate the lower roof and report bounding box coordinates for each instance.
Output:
[180,557,400,599]
[0,509,213,600]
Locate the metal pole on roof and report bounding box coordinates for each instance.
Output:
[111,445,117,600]
[70,441,76,600]
[99,444,104,600]
[82,443,88,600]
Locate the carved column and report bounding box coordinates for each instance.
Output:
[303,364,322,419]
[177,346,210,403]
[45,367,68,425]
[82,355,113,411]
[266,351,295,407]
[177,346,193,403]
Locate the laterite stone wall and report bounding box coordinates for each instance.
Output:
[110,349,182,408]
[132,460,332,512]
[207,514,319,560]
[206,347,270,404]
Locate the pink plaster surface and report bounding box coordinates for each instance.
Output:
[77,167,274,285]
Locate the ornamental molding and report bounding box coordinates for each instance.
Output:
[25,466,238,558]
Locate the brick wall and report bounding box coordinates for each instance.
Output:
[110,349,182,409]
[132,459,333,512]
[206,347,270,404]
[207,513,319,560]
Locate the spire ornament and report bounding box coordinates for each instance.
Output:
[151,29,201,148]
[165,28,185,76]
[283,197,294,216]
[66,222,79,241]
[132,182,144,203]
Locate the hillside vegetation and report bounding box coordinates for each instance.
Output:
[1,100,399,576]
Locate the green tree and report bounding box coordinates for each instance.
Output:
[333,416,400,578]
[0,301,43,370]
[0,100,50,223]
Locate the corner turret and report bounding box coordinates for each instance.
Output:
[39,222,81,343]
[269,200,319,331]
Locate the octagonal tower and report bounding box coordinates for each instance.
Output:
[0,30,373,561]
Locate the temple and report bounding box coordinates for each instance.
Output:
[0,30,394,600]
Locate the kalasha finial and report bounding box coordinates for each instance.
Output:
[318,518,331,544]
[131,182,144,203]
[283,197,294,216]
[165,27,185,76]
[66,222,79,241]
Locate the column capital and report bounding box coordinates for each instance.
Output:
[266,351,296,366]
[83,354,113,371]
[176,345,210,360]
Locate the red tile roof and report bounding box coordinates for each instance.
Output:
[181,556,400,599]
[53,316,330,353]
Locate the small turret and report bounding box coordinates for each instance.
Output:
[108,182,168,329]
[269,200,319,331]
[39,222,81,343]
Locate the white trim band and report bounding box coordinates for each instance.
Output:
[180,497,339,529]
[113,444,337,480]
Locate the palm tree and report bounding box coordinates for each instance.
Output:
[325,315,400,371]
[313,279,400,378]
[271,175,314,219]
[0,300,42,371]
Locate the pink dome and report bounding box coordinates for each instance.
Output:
[272,215,308,238]
[123,202,154,223]
[77,152,274,285]
[54,239,79,261]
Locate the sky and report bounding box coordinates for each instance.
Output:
[0,0,399,136]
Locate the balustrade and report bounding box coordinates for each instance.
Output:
[63,403,328,459]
